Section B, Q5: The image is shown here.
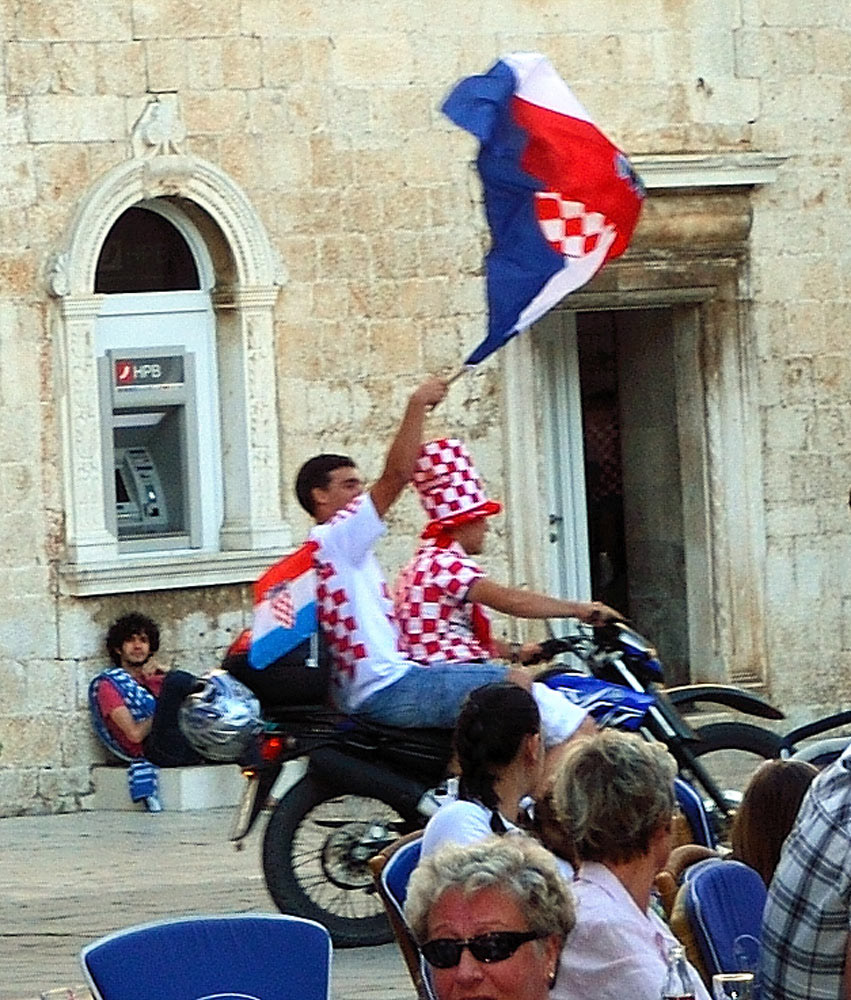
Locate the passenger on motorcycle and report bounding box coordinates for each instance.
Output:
[395,438,619,666]
[295,377,550,733]
[393,437,621,759]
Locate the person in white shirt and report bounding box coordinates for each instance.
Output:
[422,684,540,848]
[295,377,538,730]
[421,682,576,882]
[550,730,711,1000]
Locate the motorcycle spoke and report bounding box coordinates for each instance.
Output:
[288,794,401,920]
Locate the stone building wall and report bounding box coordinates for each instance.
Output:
[0,0,849,813]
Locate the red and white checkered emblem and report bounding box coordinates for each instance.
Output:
[535,191,615,259]
[270,586,295,629]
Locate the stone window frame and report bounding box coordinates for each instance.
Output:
[48,152,291,596]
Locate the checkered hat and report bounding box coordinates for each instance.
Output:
[413,439,501,527]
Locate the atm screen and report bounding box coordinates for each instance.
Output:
[113,446,169,533]
[115,468,130,504]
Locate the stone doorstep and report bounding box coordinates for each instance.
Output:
[83,764,244,812]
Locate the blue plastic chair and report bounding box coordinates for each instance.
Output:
[80,912,332,1000]
[674,776,716,847]
[382,833,422,908]
[371,832,436,1000]
[683,859,767,979]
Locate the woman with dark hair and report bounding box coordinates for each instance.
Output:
[421,683,545,859]
[659,757,819,904]
[730,758,818,885]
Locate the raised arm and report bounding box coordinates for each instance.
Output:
[370,376,448,518]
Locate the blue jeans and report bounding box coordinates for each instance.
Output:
[357,662,510,728]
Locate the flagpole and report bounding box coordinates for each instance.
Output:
[445,365,474,387]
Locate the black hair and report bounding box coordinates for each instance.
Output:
[295,454,357,516]
[106,613,161,667]
[454,683,540,831]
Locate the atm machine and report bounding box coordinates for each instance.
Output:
[99,346,202,551]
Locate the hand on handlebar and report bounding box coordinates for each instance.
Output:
[581,601,622,626]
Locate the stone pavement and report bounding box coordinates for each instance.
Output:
[0,808,414,1000]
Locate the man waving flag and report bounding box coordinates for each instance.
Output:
[443,52,645,366]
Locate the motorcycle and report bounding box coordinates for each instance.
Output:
[226,620,787,948]
[532,624,786,821]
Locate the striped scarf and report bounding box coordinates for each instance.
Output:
[101,667,157,722]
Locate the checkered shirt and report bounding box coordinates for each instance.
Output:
[310,494,410,709]
[760,747,851,1000]
[394,539,490,663]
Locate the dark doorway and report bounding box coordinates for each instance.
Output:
[576,309,690,685]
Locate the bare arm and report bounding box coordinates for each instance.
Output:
[467,577,621,624]
[106,705,153,744]
[370,376,448,518]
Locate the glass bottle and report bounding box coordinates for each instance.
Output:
[661,943,696,1000]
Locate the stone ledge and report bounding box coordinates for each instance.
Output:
[83,764,244,812]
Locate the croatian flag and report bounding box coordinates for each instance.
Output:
[249,541,318,669]
[442,53,645,365]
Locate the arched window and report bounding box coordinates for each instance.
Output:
[51,151,289,595]
[94,203,219,554]
[95,207,200,293]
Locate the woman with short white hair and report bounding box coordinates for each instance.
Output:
[406,836,575,1000]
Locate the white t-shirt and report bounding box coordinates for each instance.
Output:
[421,799,521,859]
[310,493,412,710]
[421,798,574,881]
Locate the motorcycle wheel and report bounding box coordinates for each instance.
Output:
[692,721,783,798]
[690,722,783,844]
[262,774,414,948]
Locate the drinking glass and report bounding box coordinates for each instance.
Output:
[712,972,754,1000]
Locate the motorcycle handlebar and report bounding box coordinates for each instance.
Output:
[527,636,577,664]
[523,620,642,666]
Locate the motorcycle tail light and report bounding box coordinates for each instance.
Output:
[261,734,285,762]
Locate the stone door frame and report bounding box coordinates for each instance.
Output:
[502,153,783,685]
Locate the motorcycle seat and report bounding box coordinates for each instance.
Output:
[349,718,453,750]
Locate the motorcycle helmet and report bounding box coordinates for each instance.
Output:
[179,671,262,762]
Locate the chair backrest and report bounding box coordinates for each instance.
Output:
[88,674,135,763]
[383,833,422,907]
[369,831,435,1000]
[674,777,716,848]
[683,859,767,978]
[80,913,332,1000]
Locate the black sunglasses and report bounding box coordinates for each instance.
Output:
[421,930,545,968]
